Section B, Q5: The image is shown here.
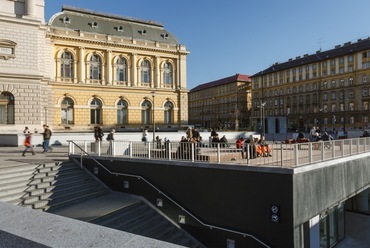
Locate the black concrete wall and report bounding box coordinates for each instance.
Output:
[83,158,295,247]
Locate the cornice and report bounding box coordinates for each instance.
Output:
[47,34,189,56]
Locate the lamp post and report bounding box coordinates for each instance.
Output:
[151,91,156,143]
[259,101,266,136]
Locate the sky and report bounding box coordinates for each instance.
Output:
[45,0,370,90]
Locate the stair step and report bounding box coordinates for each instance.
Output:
[34,188,108,211]
[89,201,143,225]
[93,202,147,227]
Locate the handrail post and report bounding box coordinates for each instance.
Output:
[97,141,101,156]
[321,142,325,161]
[217,143,221,164]
[191,142,195,162]
[168,142,172,161]
[148,142,151,159]
[84,141,87,153]
[308,142,312,164]
[293,144,298,166]
[349,139,353,155]
[280,143,283,167]
[332,141,335,158]
[112,140,116,157]
[129,141,133,158]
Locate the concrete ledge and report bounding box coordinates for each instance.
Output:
[0,202,184,248]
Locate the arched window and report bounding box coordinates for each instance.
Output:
[61,97,74,124]
[140,59,151,84]
[0,92,14,124]
[163,62,172,87]
[90,98,102,124]
[116,57,127,83]
[89,55,101,82]
[117,100,128,124]
[141,100,151,125]
[60,51,73,80]
[164,101,173,124]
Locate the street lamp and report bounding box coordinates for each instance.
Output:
[151,91,156,143]
[259,101,266,136]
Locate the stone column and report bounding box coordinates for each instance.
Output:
[131,53,137,86]
[78,47,85,83]
[106,50,112,85]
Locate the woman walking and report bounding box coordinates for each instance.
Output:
[22,132,35,156]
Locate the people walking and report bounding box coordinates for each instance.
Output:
[106,129,115,155]
[142,129,148,145]
[22,132,35,156]
[42,125,53,153]
[94,126,104,142]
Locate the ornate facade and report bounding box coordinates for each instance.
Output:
[0,1,189,132]
[251,38,370,135]
[188,74,251,130]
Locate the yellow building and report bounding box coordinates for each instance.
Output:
[0,2,189,132]
[251,38,370,135]
[48,6,189,131]
[188,74,251,130]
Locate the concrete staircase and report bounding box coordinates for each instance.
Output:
[0,161,109,211]
[89,201,203,247]
[0,160,204,247]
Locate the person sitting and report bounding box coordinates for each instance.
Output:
[258,136,272,157]
[321,132,334,149]
[219,135,229,147]
[363,130,370,137]
[211,134,220,147]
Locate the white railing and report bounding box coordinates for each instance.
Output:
[68,137,370,167]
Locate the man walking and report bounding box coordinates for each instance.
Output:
[42,124,53,153]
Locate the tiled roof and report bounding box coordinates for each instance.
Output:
[252,37,370,77]
[190,74,251,92]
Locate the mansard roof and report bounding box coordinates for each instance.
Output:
[252,37,370,77]
[190,74,251,92]
[48,6,179,45]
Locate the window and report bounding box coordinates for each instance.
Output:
[89,55,101,82]
[61,97,74,125]
[349,102,354,111]
[331,81,336,88]
[363,88,369,97]
[0,92,14,124]
[115,57,127,83]
[117,100,128,124]
[140,59,151,84]
[163,62,172,87]
[363,75,368,83]
[331,92,336,100]
[323,93,328,101]
[164,101,173,124]
[364,101,369,111]
[323,82,328,89]
[60,51,73,80]
[141,100,151,125]
[90,98,102,125]
[331,59,335,66]
[348,55,353,62]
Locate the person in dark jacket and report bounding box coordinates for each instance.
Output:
[42,124,53,153]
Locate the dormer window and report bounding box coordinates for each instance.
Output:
[91,22,98,28]
[161,33,169,39]
[117,26,124,32]
[63,16,70,24]
[139,30,147,36]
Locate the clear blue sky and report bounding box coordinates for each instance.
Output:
[45,0,370,89]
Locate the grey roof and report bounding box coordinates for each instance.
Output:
[190,74,251,92]
[252,37,370,77]
[48,6,179,45]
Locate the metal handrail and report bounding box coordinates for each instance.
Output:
[67,140,270,248]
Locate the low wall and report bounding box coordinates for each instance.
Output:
[0,201,183,248]
[0,131,256,147]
